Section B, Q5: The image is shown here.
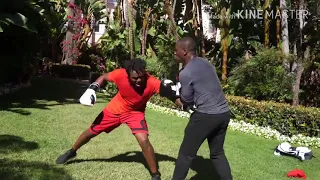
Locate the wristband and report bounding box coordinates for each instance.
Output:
[88,82,100,91]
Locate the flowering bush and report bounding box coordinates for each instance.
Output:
[146,102,320,148]
[60,3,87,64]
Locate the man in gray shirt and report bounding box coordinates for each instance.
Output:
[172,37,232,180]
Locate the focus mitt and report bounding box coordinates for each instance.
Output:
[159,78,179,102]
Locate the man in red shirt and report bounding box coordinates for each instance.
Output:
[56,59,180,180]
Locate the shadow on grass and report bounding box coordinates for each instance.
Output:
[0,77,90,115]
[66,151,218,179]
[66,151,175,176]
[0,135,39,154]
[0,135,70,179]
[0,159,72,180]
[190,156,220,180]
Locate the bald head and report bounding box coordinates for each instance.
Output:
[177,37,197,53]
[174,37,197,64]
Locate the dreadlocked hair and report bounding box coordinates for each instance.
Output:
[123,58,147,75]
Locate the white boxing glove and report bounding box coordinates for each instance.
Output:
[175,82,181,96]
[162,79,174,87]
[79,82,99,106]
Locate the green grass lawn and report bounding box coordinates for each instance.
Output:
[1,77,320,180]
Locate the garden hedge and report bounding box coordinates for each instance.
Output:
[149,95,320,138]
[51,64,91,80]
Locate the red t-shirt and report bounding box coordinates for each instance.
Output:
[105,68,161,114]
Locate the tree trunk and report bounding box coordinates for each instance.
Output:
[164,0,178,42]
[129,1,135,59]
[192,0,199,37]
[280,0,290,69]
[263,0,270,48]
[220,7,229,83]
[276,6,280,50]
[164,0,182,70]
[91,14,96,47]
[197,0,205,57]
[292,0,305,106]
[142,7,151,56]
[166,0,177,37]
[63,0,75,65]
[124,0,130,49]
[222,37,228,81]
[292,63,304,106]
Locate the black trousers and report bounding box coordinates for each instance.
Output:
[172,111,232,180]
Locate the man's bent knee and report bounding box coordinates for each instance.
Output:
[85,128,98,137]
[135,133,151,148]
[210,150,225,158]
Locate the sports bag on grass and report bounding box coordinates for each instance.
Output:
[274,142,313,161]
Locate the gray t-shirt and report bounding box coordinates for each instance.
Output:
[179,57,229,114]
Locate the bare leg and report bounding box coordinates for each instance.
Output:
[134,133,159,175]
[72,129,97,151]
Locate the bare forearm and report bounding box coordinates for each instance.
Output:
[175,98,183,108]
[94,73,109,86]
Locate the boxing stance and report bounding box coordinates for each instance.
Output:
[56,58,179,180]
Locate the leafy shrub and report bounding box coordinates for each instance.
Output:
[227,47,294,103]
[51,64,91,80]
[149,95,178,110]
[149,95,320,138]
[227,95,320,137]
[151,35,180,80]
[90,72,101,83]
[98,20,130,69]
[77,46,106,73]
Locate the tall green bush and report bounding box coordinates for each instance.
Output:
[227,48,294,103]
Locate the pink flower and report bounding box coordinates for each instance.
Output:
[80,18,87,24]
[72,33,81,40]
[68,3,75,8]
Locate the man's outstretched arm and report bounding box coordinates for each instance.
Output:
[80,69,121,106]
[89,73,110,90]
[149,77,177,102]
[174,98,184,108]
[157,82,194,112]
[157,79,179,102]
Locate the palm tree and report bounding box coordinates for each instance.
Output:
[280,0,290,69]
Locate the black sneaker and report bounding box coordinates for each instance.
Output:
[151,174,161,180]
[56,149,77,164]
